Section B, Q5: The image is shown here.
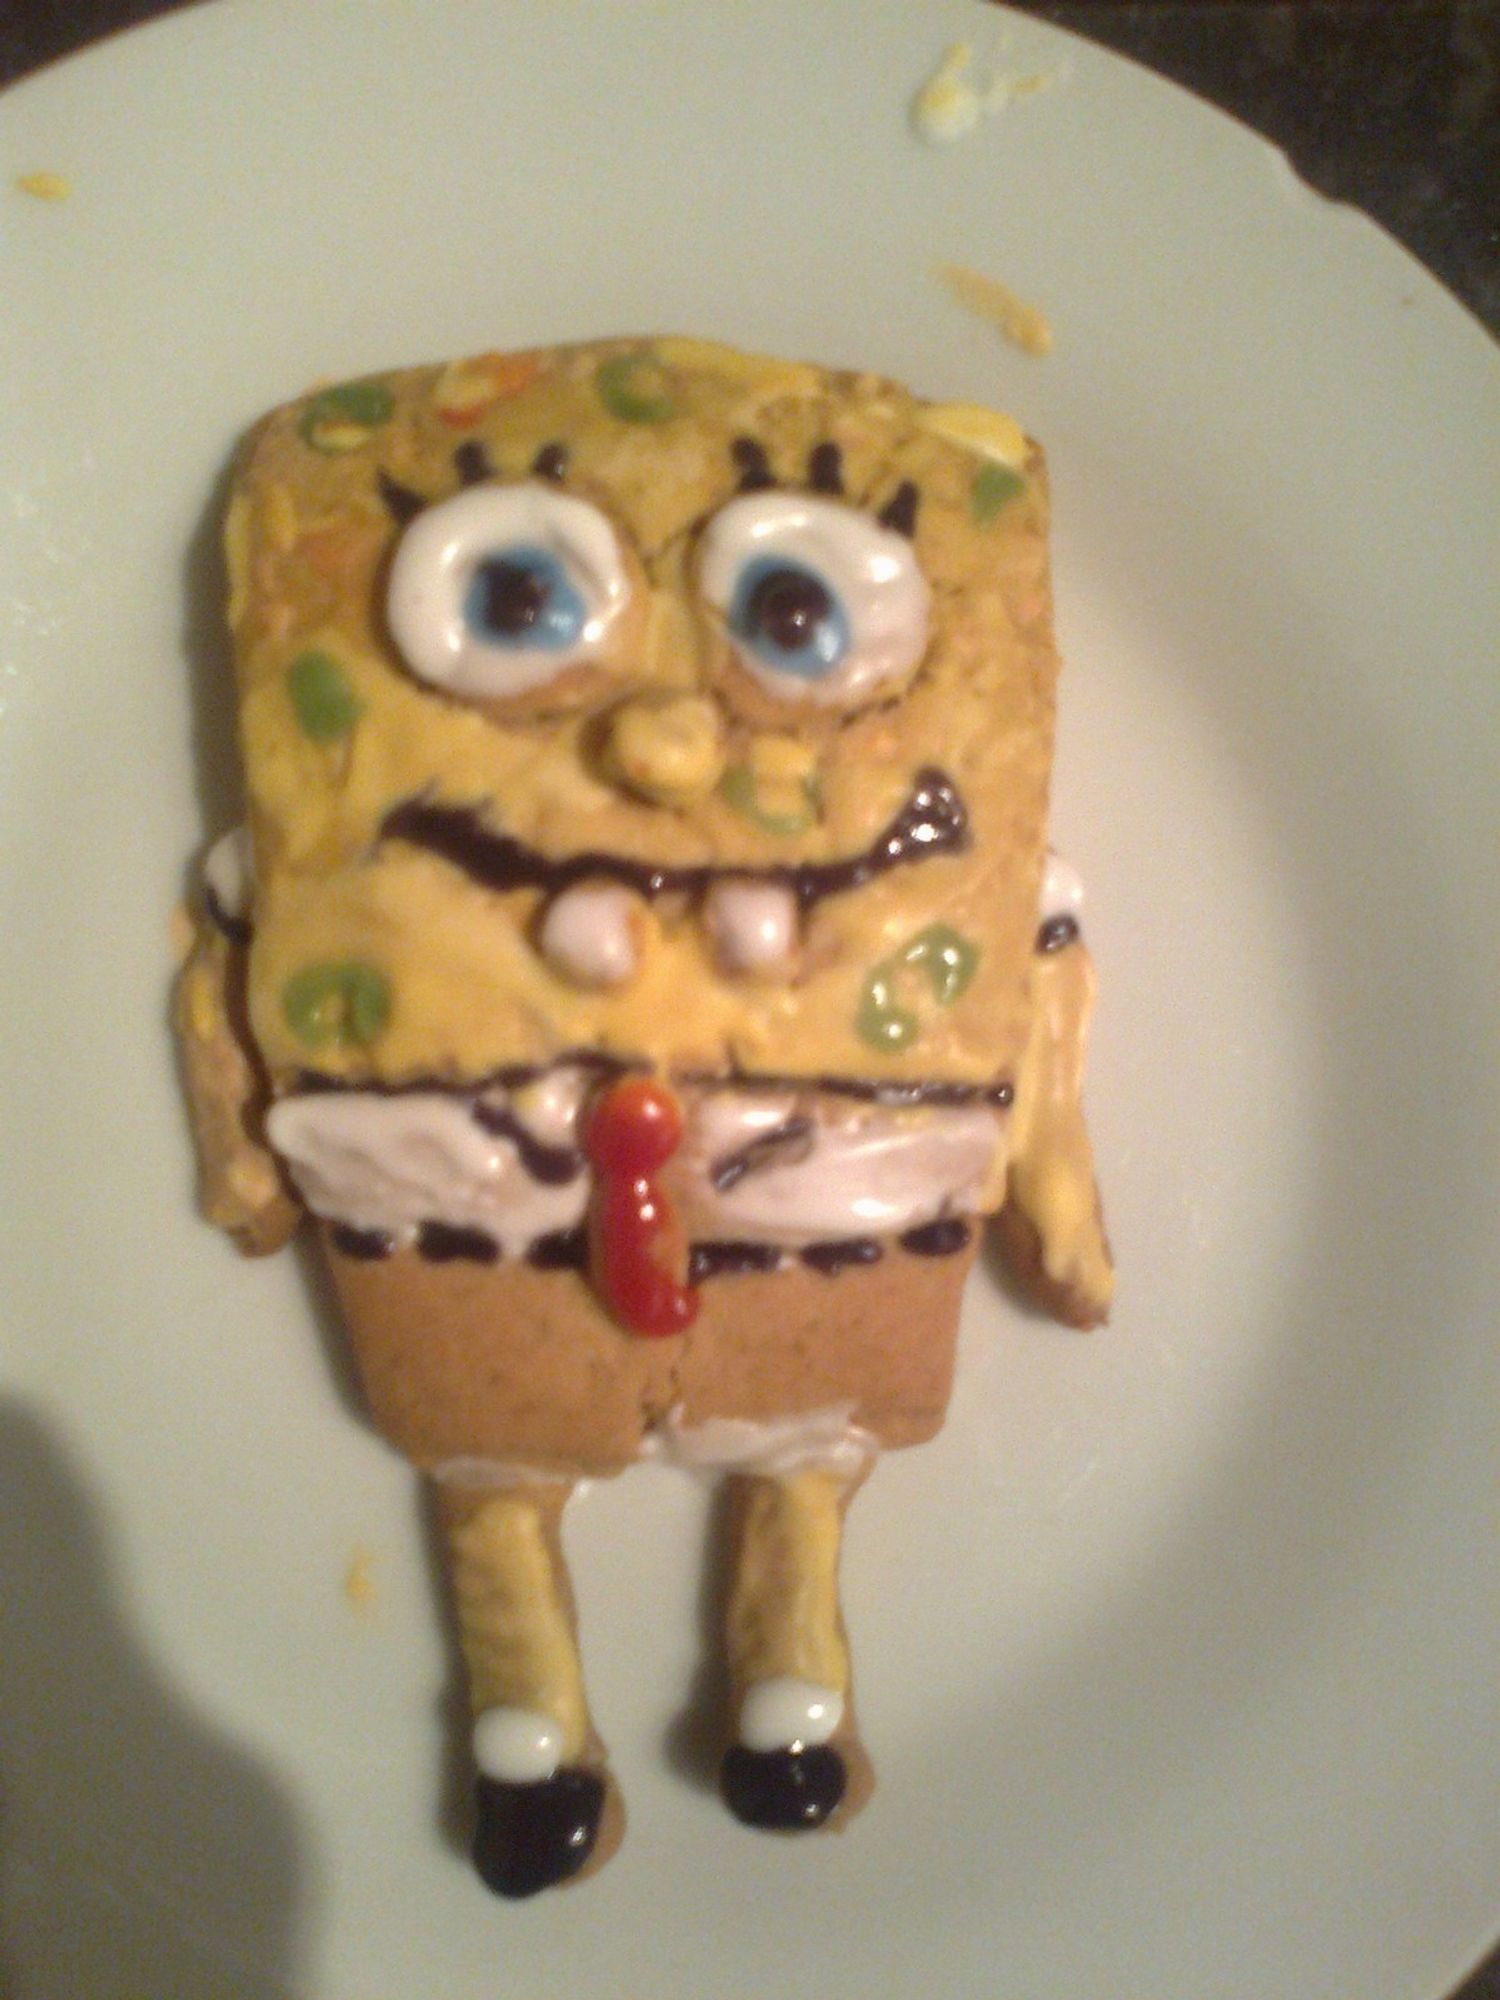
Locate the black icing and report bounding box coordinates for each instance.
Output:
[800,1238,883,1275]
[688,1240,784,1283]
[417,1221,500,1264]
[720,1744,846,1830]
[470,1101,584,1186]
[708,1116,814,1194]
[1037,913,1081,953]
[807,441,844,495]
[527,1225,589,1272]
[378,767,970,915]
[329,1223,395,1260]
[899,1217,973,1257]
[203,883,251,948]
[472,1769,605,1898]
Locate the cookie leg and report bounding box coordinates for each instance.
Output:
[719,1467,867,1832]
[437,1478,614,1897]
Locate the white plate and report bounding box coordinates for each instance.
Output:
[2,4,1497,1995]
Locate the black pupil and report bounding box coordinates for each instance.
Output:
[476,557,548,635]
[746,567,831,651]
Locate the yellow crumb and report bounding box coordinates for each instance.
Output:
[938,262,1054,357]
[911,43,1062,146]
[344,1545,379,1612]
[16,171,71,202]
[1002,72,1056,103]
[917,401,1028,469]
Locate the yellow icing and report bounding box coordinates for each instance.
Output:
[606,692,726,806]
[917,401,1028,469]
[230,336,1059,1093]
[447,1490,588,1761]
[727,1470,850,1695]
[653,336,824,402]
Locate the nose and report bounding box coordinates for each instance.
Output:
[607,694,725,808]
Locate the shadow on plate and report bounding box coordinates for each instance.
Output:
[0,1398,306,2000]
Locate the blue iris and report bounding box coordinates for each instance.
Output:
[464,544,587,650]
[730,557,849,680]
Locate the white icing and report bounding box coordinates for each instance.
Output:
[911,41,1061,145]
[684,1092,1004,1243]
[202,824,253,921]
[432,1457,582,1491]
[911,42,983,143]
[386,481,631,699]
[738,1678,845,1753]
[505,1066,589,1144]
[1040,851,1085,925]
[698,492,931,708]
[702,879,799,976]
[538,882,642,988]
[643,1401,875,1480]
[472,1706,564,1784]
[264,1090,586,1256]
[266,1070,1003,1256]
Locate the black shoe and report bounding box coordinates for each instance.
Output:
[720,1743,846,1830]
[472,1768,606,1897]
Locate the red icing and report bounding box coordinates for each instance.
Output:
[583,1078,699,1337]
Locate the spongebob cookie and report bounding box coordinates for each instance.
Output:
[176,335,1111,1896]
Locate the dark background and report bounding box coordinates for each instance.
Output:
[3,3,1497,1995]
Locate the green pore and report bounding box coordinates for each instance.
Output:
[287,649,363,743]
[298,379,395,450]
[971,461,1026,525]
[856,923,980,1052]
[596,351,675,424]
[282,962,392,1050]
[719,764,819,836]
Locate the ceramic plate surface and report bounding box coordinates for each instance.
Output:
[2,4,1497,1995]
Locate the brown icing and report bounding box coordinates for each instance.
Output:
[800,1238,882,1274]
[709,1115,815,1194]
[378,767,970,913]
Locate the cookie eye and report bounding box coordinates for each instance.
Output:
[387,482,631,698]
[733,559,850,678]
[700,493,930,707]
[465,547,586,650]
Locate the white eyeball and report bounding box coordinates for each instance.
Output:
[699,492,931,708]
[386,481,632,698]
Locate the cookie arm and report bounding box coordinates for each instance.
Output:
[993,937,1114,1329]
[174,909,300,1256]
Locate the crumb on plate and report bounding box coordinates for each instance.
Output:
[937,262,1054,357]
[910,42,1060,146]
[344,1545,378,1612]
[16,171,71,202]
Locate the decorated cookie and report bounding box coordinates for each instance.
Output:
[175,335,1112,1896]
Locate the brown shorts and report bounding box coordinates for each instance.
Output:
[322,1223,980,1478]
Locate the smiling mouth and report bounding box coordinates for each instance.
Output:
[379,767,970,912]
